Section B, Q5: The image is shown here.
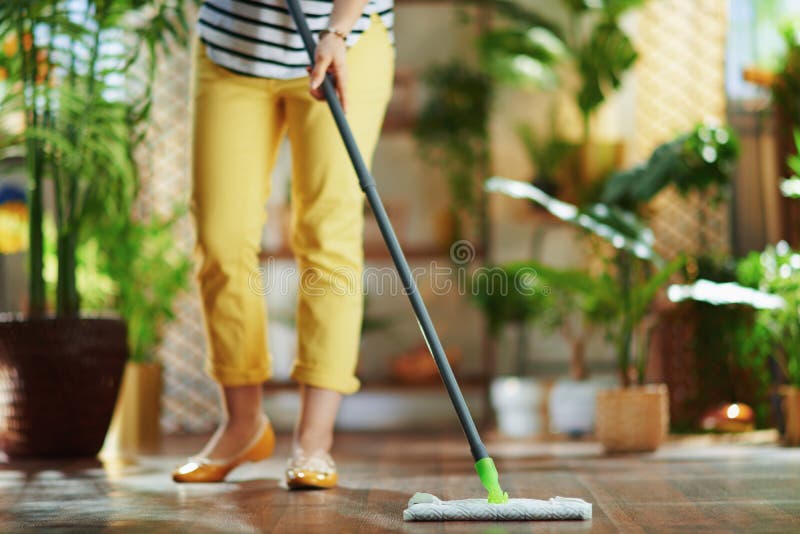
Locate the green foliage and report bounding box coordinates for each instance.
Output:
[486,178,658,261]
[737,242,800,387]
[414,61,492,239]
[516,123,577,190]
[470,262,548,337]
[476,0,647,204]
[477,26,566,89]
[0,0,191,317]
[611,253,685,386]
[602,123,740,210]
[478,0,646,139]
[773,21,800,130]
[518,260,618,329]
[41,211,192,363]
[780,129,800,198]
[95,213,192,363]
[0,1,193,361]
[471,259,615,377]
[486,177,683,385]
[573,19,637,122]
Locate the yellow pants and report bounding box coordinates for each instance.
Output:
[191,15,394,394]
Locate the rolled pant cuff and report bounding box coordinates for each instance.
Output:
[206,362,272,387]
[291,365,361,395]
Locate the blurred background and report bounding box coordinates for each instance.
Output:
[2,0,800,459]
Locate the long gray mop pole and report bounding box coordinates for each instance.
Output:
[284,0,488,463]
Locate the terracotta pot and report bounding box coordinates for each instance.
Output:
[781,386,800,446]
[596,384,670,453]
[100,361,162,460]
[0,316,128,457]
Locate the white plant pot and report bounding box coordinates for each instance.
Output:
[490,376,545,438]
[548,375,617,436]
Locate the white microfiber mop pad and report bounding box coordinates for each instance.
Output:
[402,493,592,521]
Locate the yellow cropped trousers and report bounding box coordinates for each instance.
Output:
[191,15,394,394]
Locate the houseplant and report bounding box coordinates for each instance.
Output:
[478,0,647,203]
[98,213,192,458]
[0,0,189,457]
[517,261,618,435]
[471,262,549,437]
[486,177,682,451]
[738,243,800,445]
[603,123,745,430]
[414,61,492,243]
[516,123,577,198]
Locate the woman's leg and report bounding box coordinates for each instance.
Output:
[281,15,395,453]
[293,385,342,453]
[191,41,286,458]
[199,385,263,459]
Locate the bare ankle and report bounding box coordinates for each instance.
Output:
[224,413,262,431]
[295,430,333,453]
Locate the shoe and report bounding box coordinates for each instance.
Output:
[285,447,338,489]
[172,416,275,483]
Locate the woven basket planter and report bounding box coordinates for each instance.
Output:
[0,316,128,458]
[596,384,669,453]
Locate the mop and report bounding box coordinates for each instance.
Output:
[284,0,591,522]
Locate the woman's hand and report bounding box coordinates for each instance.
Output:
[309,32,348,112]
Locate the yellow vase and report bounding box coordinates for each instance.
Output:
[100,361,162,461]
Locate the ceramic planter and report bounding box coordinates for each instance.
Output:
[490,376,545,438]
[549,375,617,436]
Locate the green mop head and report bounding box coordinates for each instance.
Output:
[402,457,592,521]
[475,457,508,504]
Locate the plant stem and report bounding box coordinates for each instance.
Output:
[697,191,708,252]
[17,11,45,317]
[516,321,528,376]
[617,252,633,387]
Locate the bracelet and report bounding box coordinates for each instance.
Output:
[319,26,348,41]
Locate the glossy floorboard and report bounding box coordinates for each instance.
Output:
[1,432,799,532]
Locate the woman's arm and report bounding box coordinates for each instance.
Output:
[308,0,371,112]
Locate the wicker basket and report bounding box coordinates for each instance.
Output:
[596,384,670,453]
[0,316,128,458]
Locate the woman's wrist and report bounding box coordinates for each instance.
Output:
[320,27,348,41]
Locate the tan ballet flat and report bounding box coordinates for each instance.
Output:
[285,448,338,489]
[172,417,275,483]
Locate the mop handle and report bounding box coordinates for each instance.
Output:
[284,0,488,462]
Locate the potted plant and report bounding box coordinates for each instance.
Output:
[478,0,646,203]
[602,123,745,430]
[602,123,739,249]
[516,123,577,199]
[471,262,548,437]
[486,177,682,451]
[414,60,492,244]
[512,261,617,436]
[737,243,800,445]
[98,214,192,459]
[0,0,189,457]
[592,250,683,453]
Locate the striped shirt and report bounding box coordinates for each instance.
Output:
[197,0,394,79]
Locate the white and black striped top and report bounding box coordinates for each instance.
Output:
[197,0,394,79]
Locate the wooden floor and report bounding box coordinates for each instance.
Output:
[1,432,799,533]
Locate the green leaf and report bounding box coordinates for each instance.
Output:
[486,177,659,261]
[576,21,638,117]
